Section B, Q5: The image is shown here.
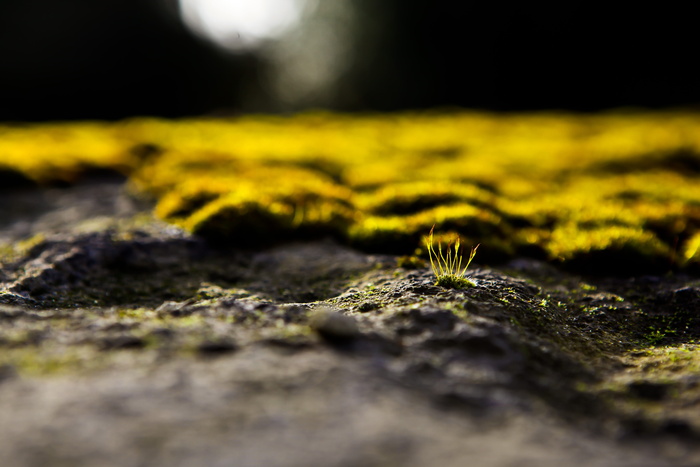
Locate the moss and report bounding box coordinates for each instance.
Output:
[2,110,700,271]
[0,346,107,376]
[591,343,700,427]
[435,275,476,290]
[683,231,700,267]
[547,225,671,273]
[0,121,137,184]
[396,255,426,269]
[0,234,46,265]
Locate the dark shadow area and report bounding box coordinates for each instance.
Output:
[0,174,140,244]
[0,231,377,308]
[0,0,260,121]
[343,1,700,112]
[1,0,698,120]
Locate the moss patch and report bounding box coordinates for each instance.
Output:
[2,111,700,271]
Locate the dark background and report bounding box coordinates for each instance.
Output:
[0,0,697,122]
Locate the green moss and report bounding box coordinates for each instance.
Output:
[396,255,426,269]
[0,346,106,376]
[0,234,46,265]
[435,275,476,289]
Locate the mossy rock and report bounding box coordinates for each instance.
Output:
[2,110,700,272]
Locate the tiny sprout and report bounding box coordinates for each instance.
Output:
[425,225,479,289]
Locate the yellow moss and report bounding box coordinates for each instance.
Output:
[2,110,700,270]
[425,226,478,289]
[683,232,700,265]
[356,181,494,215]
[547,224,670,262]
[0,122,137,183]
[184,186,356,243]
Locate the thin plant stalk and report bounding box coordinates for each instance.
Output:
[425,225,479,289]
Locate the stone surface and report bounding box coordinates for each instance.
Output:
[1,180,700,466]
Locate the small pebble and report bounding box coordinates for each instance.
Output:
[310,308,360,343]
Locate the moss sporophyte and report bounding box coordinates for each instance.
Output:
[425,225,479,289]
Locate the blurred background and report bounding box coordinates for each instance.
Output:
[0,0,697,122]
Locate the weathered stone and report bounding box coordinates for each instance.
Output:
[1,179,700,466]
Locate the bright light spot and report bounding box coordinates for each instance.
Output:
[179,0,311,51]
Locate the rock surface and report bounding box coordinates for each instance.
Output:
[1,179,700,466]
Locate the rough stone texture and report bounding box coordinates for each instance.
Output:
[1,180,700,466]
